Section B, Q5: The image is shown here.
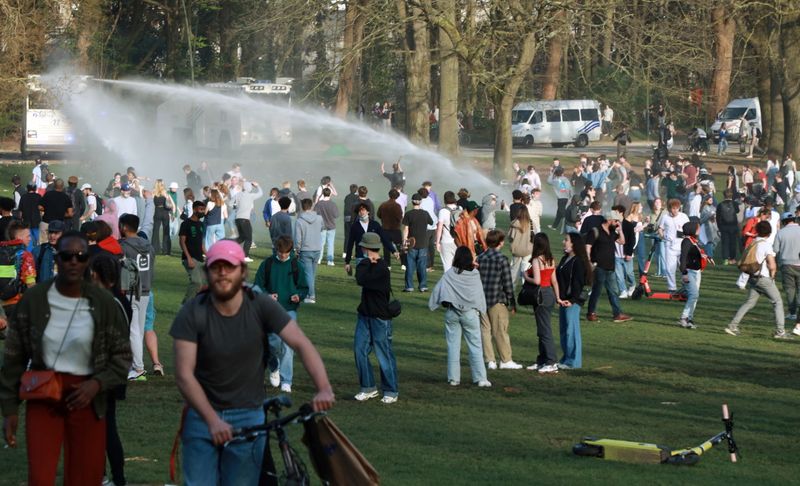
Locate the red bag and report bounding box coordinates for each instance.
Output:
[19,370,62,402]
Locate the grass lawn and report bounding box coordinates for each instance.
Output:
[0,160,797,485]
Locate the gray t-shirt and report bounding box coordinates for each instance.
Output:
[170,290,291,410]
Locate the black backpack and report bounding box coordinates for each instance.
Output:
[0,245,25,300]
[717,201,737,225]
[94,194,104,215]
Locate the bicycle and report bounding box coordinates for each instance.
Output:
[225,395,323,486]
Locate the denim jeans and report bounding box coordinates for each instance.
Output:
[354,314,398,397]
[298,251,320,298]
[559,304,582,368]
[629,188,642,202]
[182,406,265,486]
[443,308,487,384]
[681,269,701,320]
[718,138,728,154]
[534,287,557,366]
[615,257,635,293]
[781,265,800,316]
[320,229,336,263]
[656,240,667,276]
[405,247,428,290]
[205,223,225,249]
[729,277,785,332]
[268,310,296,385]
[587,266,623,317]
[636,236,648,276]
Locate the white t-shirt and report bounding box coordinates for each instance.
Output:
[85,194,97,220]
[754,237,775,278]
[420,197,438,230]
[660,212,690,253]
[438,206,455,244]
[114,195,138,217]
[43,286,94,375]
[767,210,780,247]
[32,166,47,190]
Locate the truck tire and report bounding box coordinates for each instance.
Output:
[523,135,534,148]
[575,134,589,148]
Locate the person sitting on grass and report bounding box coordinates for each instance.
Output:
[428,246,491,388]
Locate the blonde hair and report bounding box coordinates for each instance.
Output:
[627,202,642,220]
[210,189,224,206]
[153,179,168,197]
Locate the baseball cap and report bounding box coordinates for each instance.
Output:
[206,240,246,267]
[48,220,66,232]
[465,200,479,212]
[411,193,422,203]
[781,211,795,221]
[120,183,131,191]
[170,182,179,190]
[605,210,624,221]
[80,183,92,191]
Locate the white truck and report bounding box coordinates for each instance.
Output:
[21,75,88,155]
[512,99,602,148]
[710,98,761,143]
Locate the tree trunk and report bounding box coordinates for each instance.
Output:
[437,0,458,154]
[781,13,800,158]
[493,32,537,180]
[769,63,785,154]
[396,0,431,143]
[708,7,735,120]
[601,5,614,67]
[75,0,104,74]
[335,0,368,118]
[541,10,566,100]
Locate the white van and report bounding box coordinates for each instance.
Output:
[710,98,761,142]
[512,99,601,148]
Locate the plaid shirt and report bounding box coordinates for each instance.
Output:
[477,248,516,310]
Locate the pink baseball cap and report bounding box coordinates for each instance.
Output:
[205,240,246,266]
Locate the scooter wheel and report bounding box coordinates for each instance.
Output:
[665,453,700,466]
[573,443,603,457]
[630,287,643,300]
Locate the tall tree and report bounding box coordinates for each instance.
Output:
[335,0,368,118]
[708,6,736,120]
[396,0,431,144]
[540,9,566,101]
[780,11,800,158]
[437,0,458,154]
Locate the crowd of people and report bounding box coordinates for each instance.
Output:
[0,146,799,483]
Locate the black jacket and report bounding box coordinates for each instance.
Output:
[345,220,395,263]
[679,238,702,273]
[556,255,587,303]
[356,258,392,319]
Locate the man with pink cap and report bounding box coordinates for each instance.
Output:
[171,239,335,485]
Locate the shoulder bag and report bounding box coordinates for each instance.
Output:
[387,288,402,318]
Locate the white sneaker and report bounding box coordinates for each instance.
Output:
[556,363,572,370]
[793,326,800,337]
[243,257,254,263]
[303,297,316,304]
[526,363,539,371]
[341,252,347,259]
[326,261,335,266]
[628,285,636,296]
[269,370,280,387]
[476,380,492,387]
[619,290,629,299]
[354,390,379,401]
[401,265,407,271]
[538,364,559,374]
[381,395,398,404]
[499,360,523,370]
[448,380,460,386]
[280,383,292,393]
[486,361,497,370]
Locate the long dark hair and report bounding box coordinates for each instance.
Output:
[530,232,553,266]
[566,232,593,285]
[452,246,474,273]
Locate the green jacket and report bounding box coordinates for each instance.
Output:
[0,279,131,418]
[253,256,308,311]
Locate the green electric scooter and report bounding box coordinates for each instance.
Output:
[573,404,739,466]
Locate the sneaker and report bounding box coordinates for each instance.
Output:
[628,285,636,296]
[303,297,316,304]
[152,363,165,376]
[127,369,147,382]
[381,395,398,404]
[486,361,497,370]
[342,252,347,259]
[788,314,797,322]
[736,282,746,290]
[499,360,523,370]
[793,326,800,337]
[587,312,599,322]
[354,390,379,401]
[773,331,794,340]
[619,290,629,299]
[448,380,460,386]
[538,364,559,374]
[427,268,435,273]
[419,287,429,292]
[280,383,292,393]
[243,257,254,263]
[269,370,280,387]
[556,363,573,370]
[401,265,407,271]
[476,380,492,387]
[327,261,335,266]
[250,242,257,248]
[613,314,632,323]
[526,363,539,371]
[402,288,414,292]
[678,317,696,329]
[724,327,740,336]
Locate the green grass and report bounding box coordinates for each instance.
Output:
[0,161,798,485]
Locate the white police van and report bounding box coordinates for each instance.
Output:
[512,99,601,148]
[710,97,761,143]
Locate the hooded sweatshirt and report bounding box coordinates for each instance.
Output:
[480,194,499,231]
[428,267,487,313]
[295,210,323,252]
[120,235,155,294]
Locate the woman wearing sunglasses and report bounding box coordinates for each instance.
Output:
[0,231,131,485]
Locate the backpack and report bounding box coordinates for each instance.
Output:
[261,257,300,289]
[120,244,151,300]
[737,241,761,277]
[448,207,463,239]
[717,201,737,225]
[39,163,52,183]
[70,187,86,219]
[755,127,762,139]
[476,205,484,225]
[0,246,25,301]
[94,194,104,216]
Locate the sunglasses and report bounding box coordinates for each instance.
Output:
[56,251,90,263]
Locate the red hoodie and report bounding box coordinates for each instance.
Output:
[97,236,124,256]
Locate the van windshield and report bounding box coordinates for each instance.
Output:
[719,107,748,120]
[512,110,533,124]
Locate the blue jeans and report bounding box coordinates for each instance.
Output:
[443,308,487,384]
[298,251,320,298]
[681,269,701,320]
[354,314,398,397]
[559,304,582,368]
[144,291,156,332]
[205,223,225,249]
[636,236,648,276]
[615,257,635,293]
[320,229,336,263]
[587,267,623,317]
[656,240,667,276]
[405,248,428,290]
[182,406,265,486]
[268,310,296,385]
[718,138,728,154]
[629,188,642,202]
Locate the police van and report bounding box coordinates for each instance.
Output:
[511,99,601,148]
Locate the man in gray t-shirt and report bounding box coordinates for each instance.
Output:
[170,240,334,485]
[774,212,800,333]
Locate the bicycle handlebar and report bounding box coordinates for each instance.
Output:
[226,402,319,446]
